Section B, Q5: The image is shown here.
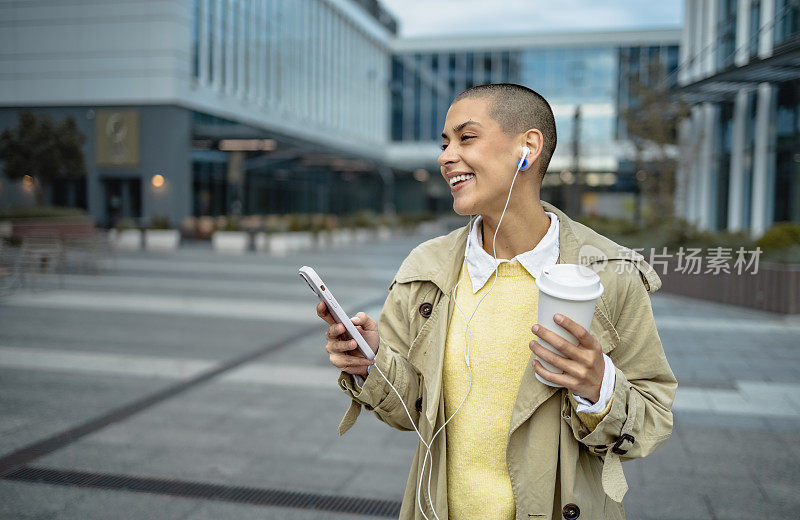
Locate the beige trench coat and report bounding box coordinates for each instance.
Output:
[337,201,677,520]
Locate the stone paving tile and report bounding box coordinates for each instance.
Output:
[178,500,389,520]
[56,483,200,520]
[0,481,82,520]
[0,367,174,455]
[2,237,799,520]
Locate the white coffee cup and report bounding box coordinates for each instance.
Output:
[534,264,604,387]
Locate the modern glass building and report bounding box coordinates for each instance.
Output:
[386,30,680,215]
[678,0,800,236]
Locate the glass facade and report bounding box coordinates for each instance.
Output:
[717,0,737,69]
[187,0,394,217]
[616,45,680,140]
[680,0,800,234]
[390,50,520,142]
[715,102,734,229]
[774,79,800,223]
[774,0,800,46]
[391,42,679,172]
[749,0,761,57]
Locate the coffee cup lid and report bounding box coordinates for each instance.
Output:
[535,264,604,301]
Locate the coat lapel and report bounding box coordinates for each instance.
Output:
[508,202,584,437]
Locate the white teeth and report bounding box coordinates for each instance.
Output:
[449,174,475,186]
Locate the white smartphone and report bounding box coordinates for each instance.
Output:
[299,266,375,386]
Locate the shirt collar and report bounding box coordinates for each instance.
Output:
[464,212,560,294]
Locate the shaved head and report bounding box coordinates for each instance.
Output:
[453,84,557,177]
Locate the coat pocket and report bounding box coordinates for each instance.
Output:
[591,306,619,354]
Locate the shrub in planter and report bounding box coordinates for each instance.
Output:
[114,218,138,231]
[263,214,289,234]
[222,215,240,232]
[149,215,171,230]
[288,213,312,232]
[757,222,800,251]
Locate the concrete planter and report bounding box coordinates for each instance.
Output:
[377,226,392,241]
[254,232,269,253]
[289,231,314,251]
[256,231,320,255]
[110,229,142,251]
[212,231,250,254]
[354,229,371,243]
[331,229,353,247]
[314,230,332,248]
[263,233,290,255]
[144,229,180,252]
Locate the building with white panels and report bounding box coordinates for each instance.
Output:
[0,0,397,226]
[678,0,799,236]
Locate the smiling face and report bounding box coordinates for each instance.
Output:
[438,97,528,217]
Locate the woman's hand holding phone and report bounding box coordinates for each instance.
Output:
[316,301,379,377]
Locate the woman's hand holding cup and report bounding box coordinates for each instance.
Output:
[316,301,379,377]
[530,314,604,404]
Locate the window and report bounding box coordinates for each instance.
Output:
[774,0,800,46]
[749,0,761,56]
[716,0,737,69]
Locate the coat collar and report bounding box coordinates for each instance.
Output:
[393,200,661,295]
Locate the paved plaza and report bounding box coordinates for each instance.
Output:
[1,229,799,519]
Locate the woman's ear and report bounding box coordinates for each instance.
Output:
[523,129,544,172]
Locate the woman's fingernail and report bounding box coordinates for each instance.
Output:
[554,314,563,323]
[532,325,539,333]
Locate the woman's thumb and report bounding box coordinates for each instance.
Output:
[353,312,376,330]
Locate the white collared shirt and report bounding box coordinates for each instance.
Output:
[463,212,616,413]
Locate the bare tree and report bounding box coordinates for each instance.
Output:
[620,61,690,221]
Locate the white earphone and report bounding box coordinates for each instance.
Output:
[368,146,531,520]
[518,146,531,170]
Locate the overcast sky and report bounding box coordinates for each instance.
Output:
[380,0,683,38]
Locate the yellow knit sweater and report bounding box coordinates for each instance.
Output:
[443,261,610,519]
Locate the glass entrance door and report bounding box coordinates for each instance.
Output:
[102,178,142,228]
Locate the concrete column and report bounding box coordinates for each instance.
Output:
[758,0,775,59]
[698,103,718,230]
[198,0,209,84]
[691,0,704,80]
[674,117,692,219]
[680,0,696,84]
[685,106,704,225]
[750,83,775,236]
[212,0,221,90]
[226,0,234,95]
[735,0,751,66]
[728,89,749,231]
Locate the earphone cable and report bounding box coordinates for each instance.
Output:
[360,154,526,519]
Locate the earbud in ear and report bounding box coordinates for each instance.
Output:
[518,146,531,170]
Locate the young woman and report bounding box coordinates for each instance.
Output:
[316,84,676,520]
